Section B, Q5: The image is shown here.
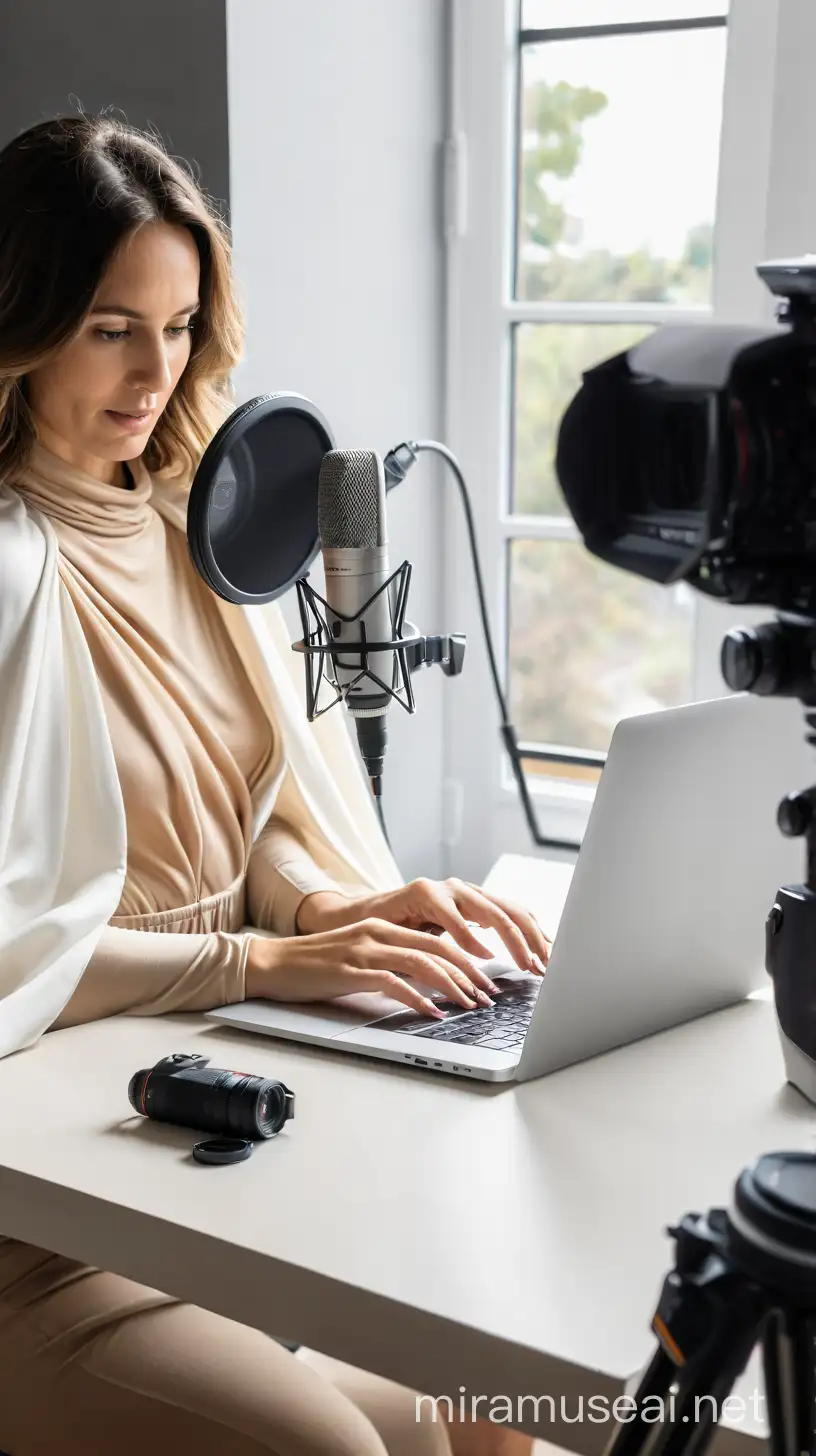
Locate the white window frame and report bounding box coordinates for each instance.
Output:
[441,0,816,882]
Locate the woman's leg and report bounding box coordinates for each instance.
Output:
[298,1348,534,1456]
[0,1247,437,1456]
[297,1347,454,1456]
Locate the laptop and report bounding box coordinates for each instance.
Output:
[208,692,813,1082]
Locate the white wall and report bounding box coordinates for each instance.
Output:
[226,0,447,879]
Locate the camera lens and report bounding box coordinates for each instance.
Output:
[129,1063,294,1140]
[128,1070,150,1114]
[222,1072,280,1138]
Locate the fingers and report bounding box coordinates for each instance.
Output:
[361,920,491,1001]
[448,881,546,974]
[394,949,488,1008]
[424,901,497,963]
[355,922,492,1009]
[489,896,552,965]
[410,905,505,995]
[426,952,497,1004]
[364,971,448,1020]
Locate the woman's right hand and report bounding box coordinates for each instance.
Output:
[244,918,502,1018]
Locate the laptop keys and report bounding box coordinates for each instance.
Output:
[365,975,541,1051]
[394,977,541,1049]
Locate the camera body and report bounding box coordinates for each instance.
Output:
[556,257,816,616]
[128,1053,295,1139]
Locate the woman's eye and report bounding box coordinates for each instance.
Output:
[94,324,194,342]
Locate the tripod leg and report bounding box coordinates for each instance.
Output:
[763,1309,816,1456]
[602,1349,677,1456]
[605,1305,764,1456]
[651,1319,760,1456]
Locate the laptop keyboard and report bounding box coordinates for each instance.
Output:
[372,976,542,1051]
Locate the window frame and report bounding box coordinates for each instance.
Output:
[441,0,815,881]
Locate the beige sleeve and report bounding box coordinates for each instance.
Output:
[245,815,365,938]
[51,926,252,1031]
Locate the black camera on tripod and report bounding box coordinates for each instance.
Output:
[555,255,816,1108]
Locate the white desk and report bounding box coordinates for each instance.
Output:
[0,857,812,1451]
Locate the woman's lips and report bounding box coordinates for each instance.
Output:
[106,409,152,432]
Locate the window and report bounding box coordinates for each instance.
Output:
[443,0,816,879]
[508,3,727,785]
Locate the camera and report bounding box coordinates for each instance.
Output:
[554,256,816,1107]
[555,257,816,615]
[128,1053,295,1139]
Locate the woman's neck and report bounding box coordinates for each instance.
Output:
[32,422,130,489]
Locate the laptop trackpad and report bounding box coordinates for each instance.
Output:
[236,962,526,1040]
[237,988,413,1040]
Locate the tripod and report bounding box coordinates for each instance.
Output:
[605,618,816,1456]
[603,1152,816,1456]
[721,613,816,1105]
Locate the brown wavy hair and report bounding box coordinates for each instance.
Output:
[0,112,243,483]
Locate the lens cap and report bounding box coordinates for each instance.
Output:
[192,1137,253,1166]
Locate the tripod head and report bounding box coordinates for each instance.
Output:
[722,613,816,886]
[720,613,816,1104]
[604,1149,816,1456]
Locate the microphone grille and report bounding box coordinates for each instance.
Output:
[318,450,386,548]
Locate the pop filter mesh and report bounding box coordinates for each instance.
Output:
[187,394,334,604]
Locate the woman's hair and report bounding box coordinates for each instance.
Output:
[0,112,243,482]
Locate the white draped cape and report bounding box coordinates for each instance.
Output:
[0,475,401,1060]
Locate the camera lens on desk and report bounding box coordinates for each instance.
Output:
[128,1053,295,1139]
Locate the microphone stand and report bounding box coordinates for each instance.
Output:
[295,433,581,853]
[292,563,465,831]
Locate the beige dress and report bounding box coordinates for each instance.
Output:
[0,444,451,1456]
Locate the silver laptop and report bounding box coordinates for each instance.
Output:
[208,692,813,1082]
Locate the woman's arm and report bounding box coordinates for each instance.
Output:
[51,926,252,1030]
[245,815,366,938]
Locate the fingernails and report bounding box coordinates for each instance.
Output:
[476,991,494,1008]
[532,954,547,975]
[426,1002,447,1019]
[486,981,500,994]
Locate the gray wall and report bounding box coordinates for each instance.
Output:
[0,0,230,212]
[226,0,448,879]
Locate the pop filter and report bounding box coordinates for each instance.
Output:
[187,392,334,605]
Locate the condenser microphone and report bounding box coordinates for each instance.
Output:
[317,449,397,784]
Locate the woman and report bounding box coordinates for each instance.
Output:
[0,114,548,1455]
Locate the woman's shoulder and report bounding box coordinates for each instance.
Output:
[0,482,52,621]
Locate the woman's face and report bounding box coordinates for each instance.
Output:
[26,220,201,485]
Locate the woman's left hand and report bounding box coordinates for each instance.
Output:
[296,877,551,981]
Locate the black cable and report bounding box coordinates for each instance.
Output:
[386,438,579,852]
[373,789,391,851]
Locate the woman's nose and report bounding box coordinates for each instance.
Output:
[130,336,173,393]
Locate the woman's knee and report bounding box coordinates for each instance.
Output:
[297,1347,454,1456]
